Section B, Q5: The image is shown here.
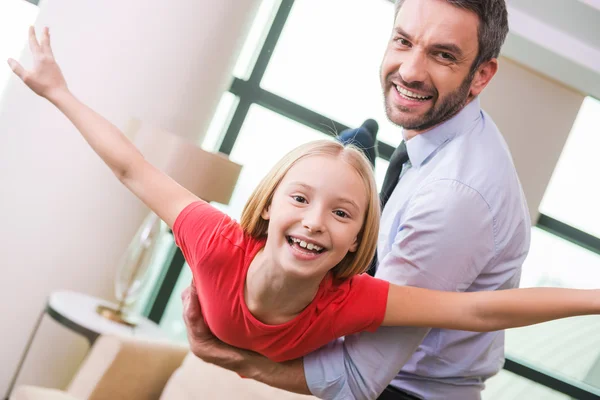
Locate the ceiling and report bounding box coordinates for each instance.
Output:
[503,0,600,99]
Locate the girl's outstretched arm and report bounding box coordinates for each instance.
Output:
[382,284,600,331]
[8,26,199,228]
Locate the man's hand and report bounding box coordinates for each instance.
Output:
[181,283,311,395]
[181,283,242,368]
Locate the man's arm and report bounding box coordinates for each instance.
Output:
[305,180,496,399]
[181,285,312,395]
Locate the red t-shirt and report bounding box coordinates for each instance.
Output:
[173,201,389,362]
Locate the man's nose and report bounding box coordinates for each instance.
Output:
[398,50,428,85]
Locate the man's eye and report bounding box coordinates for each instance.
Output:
[396,38,411,47]
[293,196,307,203]
[438,52,456,61]
[334,210,348,218]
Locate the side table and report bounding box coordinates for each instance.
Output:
[5,290,166,400]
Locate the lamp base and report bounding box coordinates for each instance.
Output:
[96,305,138,327]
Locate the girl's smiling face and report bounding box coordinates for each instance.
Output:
[261,154,369,280]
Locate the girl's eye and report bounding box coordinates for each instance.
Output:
[334,210,348,218]
[293,195,307,203]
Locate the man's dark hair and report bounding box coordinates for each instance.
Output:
[394,0,509,71]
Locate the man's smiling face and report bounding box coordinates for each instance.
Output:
[381,0,481,133]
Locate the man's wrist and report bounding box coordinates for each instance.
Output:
[191,337,246,372]
[190,336,311,395]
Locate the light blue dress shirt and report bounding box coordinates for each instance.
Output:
[304,97,531,400]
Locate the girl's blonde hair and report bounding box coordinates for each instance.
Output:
[240,140,380,280]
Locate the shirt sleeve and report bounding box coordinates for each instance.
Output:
[331,275,390,338]
[304,179,496,399]
[172,200,230,268]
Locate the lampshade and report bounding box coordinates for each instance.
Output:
[129,118,242,205]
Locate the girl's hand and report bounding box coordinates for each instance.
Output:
[7,26,68,101]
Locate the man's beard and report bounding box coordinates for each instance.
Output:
[385,73,473,131]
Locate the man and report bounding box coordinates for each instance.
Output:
[181,0,531,398]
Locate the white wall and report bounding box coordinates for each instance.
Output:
[0,0,260,393]
[480,57,585,223]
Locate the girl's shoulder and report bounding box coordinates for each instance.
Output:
[321,273,389,302]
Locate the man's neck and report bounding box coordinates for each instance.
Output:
[244,249,325,325]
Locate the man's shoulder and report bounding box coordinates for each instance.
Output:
[429,119,519,195]
[412,118,528,230]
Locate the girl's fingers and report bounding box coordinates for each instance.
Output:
[28,26,41,55]
[7,59,26,81]
[40,27,54,57]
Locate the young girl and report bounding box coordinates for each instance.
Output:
[10,27,600,362]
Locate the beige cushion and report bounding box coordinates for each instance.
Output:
[160,353,317,400]
[66,334,187,400]
[11,386,79,400]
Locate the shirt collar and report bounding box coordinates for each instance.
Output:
[404,96,482,168]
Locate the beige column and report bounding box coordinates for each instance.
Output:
[0,0,260,392]
[481,57,584,223]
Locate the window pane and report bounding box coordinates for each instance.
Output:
[200,91,239,152]
[505,227,600,389]
[232,0,281,80]
[261,0,403,148]
[222,104,331,220]
[539,96,600,238]
[0,0,38,96]
[159,264,194,343]
[482,369,570,400]
[375,158,389,193]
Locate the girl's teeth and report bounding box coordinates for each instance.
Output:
[290,236,323,251]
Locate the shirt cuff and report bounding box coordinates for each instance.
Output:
[303,340,353,400]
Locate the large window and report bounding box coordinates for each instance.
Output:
[261,0,402,147]
[500,95,600,396]
[505,227,600,391]
[540,96,600,239]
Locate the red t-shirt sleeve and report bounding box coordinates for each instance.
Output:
[331,274,390,338]
[172,201,230,267]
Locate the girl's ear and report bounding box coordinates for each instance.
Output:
[261,205,270,220]
[349,236,359,253]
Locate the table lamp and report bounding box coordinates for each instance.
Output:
[97,119,242,326]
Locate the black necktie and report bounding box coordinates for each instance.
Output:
[367,141,409,276]
[380,141,409,209]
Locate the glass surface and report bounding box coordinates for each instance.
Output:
[232,0,281,80]
[0,0,38,96]
[539,96,600,238]
[482,369,570,400]
[261,0,404,147]
[200,91,239,152]
[505,227,600,390]
[221,104,331,220]
[375,157,389,193]
[159,264,194,343]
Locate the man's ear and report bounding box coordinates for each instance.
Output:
[469,58,498,97]
[349,237,359,253]
[261,205,270,220]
